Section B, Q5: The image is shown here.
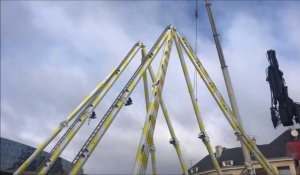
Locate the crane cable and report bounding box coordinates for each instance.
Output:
[194,0,199,101]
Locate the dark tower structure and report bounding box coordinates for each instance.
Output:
[266,50,300,128]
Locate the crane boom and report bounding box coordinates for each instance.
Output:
[204,1,255,174]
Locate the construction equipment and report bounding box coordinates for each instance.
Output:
[266,50,300,128]
[14,42,143,175]
[14,25,280,175]
[204,0,255,174]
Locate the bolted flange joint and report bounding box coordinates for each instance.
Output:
[169,138,178,146]
[137,41,143,47]
[121,90,130,104]
[149,146,156,152]
[234,131,242,141]
[245,162,253,171]
[168,25,175,30]
[81,148,90,158]
[43,158,51,167]
[234,131,241,137]
[60,120,68,127]
[152,80,160,87]
[45,160,51,167]
[198,132,209,142]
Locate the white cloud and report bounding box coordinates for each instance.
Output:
[1,1,300,174]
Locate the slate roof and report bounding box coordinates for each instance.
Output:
[188,129,300,174]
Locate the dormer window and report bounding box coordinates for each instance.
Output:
[190,167,198,174]
[222,160,233,167]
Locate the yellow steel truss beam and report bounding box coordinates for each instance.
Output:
[147,63,189,175]
[177,32,278,175]
[14,42,143,175]
[141,46,157,175]
[68,26,172,175]
[37,42,142,175]
[133,31,173,174]
[173,30,222,175]
[14,25,277,175]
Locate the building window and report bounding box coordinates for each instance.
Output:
[222,160,233,167]
[190,167,198,174]
[277,166,290,175]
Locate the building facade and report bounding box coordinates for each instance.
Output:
[0,137,83,175]
[188,129,300,175]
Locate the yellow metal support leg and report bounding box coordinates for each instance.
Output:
[14,25,277,175]
[37,42,142,174]
[173,30,222,175]
[177,32,278,175]
[14,42,142,175]
[133,31,173,175]
[148,64,188,175]
[68,26,171,175]
[141,46,157,175]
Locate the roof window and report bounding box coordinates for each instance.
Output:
[222,160,233,167]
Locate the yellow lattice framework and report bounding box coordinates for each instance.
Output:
[11,1,283,175]
[13,25,279,175]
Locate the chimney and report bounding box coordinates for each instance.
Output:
[215,145,223,158]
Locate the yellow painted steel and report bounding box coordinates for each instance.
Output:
[36,43,142,174]
[13,42,141,175]
[142,47,150,110]
[173,30,222,175]
[13,71,116,175]
[69,26,172,175]
[141,46,157,175]
[179,36,278,175]
[133,31,173,175]
[14,25,279,175]
[148,64,188,175]
[179,35,276,174]
[177,32,278,175]
[178,35,239,130]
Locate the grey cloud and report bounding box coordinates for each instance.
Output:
[1,1,300,174]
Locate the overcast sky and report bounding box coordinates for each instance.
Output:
[1,0,300,174]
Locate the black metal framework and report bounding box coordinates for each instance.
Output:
[266,50,300,128]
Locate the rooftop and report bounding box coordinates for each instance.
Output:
[189,129,300,174]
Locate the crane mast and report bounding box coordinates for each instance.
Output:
[204,0,255,174]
